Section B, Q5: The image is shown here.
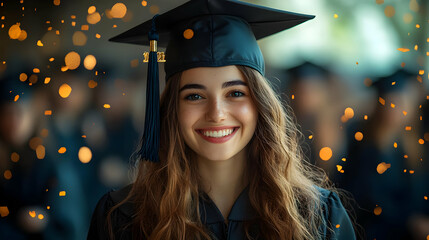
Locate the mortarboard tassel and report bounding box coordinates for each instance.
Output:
[139,15,160,162]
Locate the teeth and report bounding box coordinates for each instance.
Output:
[202,128,234,138]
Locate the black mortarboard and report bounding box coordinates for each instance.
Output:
[287,61,329,83]
[372,69,415,97]
[109,0,314,162]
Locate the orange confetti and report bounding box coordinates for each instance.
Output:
[71,21,76,27]
[0,206,9,217]
[11,152,20,162]
[308,135,313,140]
[29,211,36,218]
[409,170,415,174]
[44,110,52,115]
[390,103,395,108]
[416,24,420,28]
[83,55,96,70]
[18,30,27,41]
[418,139,424,144]
[78,146,92,163]
[183,29,194,40]
[335,224,340,228]
[44,77,51,84]
[419,70,424,75]
[404,155,409,159]
[110,3,127,18]
[38,214,44,220]
[36,145,46,159]
[59,191,66,196]
[58,147,66,154]
[33,68,40,73]
[49,58,55,62]
[53,0,60,6]
[379,97,385,105]
[336,165,342,172]
[424,196,428,200]
[393,142,398,148]
[415,45,419,51]
[72,31,87,46]
[8,23,21,39]
[19,73,27,82]
[342,158,347,162]
[81,25,89,31]
[374,206,382,215]
[88,80,98,88]
[319,147,332,161]
[4,170,12,180]
[87,12,101,24]
[405,126,412,131]
[403,111,407,116]
[59,83,72,98]
[65,51,81,70]
[88,6,96,14]
[344,107,354,119]
[37,40,43,46]
[364,115,368,120]
[82,135,87,138]
[397,48,410,52]
[355,132,363,141]
[291,94,295,100]
[377,162,391,174]
[47,206,51,210]
[95,33,101,38]
[29,137,43,150]
[14,95,19,102]
[142,0,148,7]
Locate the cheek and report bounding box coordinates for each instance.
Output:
[233,102,258,128]
[178,105,200,133]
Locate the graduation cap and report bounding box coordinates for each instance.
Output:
[372,69,416,97]
[287,61,329,83]
[109,0,315,162]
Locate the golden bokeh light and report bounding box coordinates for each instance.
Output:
[44,110,52,115]
[390,103,395,108]
[374,206,382,215]
[36,145,46,159]
[308,135,313,140]
[11,152,20,162]
[87,12,101,24]
[379,97,385,106]
[104,104,111,109]
[354,132,363,141]
[95,33,101,39]
[384,6,395,18]
[53,0,60,6]
[319,147,332,161]
[59,83,72,98]
[38,214,44,220]
[397,48,409,52]
[364,115,368,120]
[19,73,27,81]
[29,211,36,218]
[344,107,354,119]
[29,137,43,150]
[88,80,98,88]
[44,77,51,84]
[334,14,338,19]
[405,126,412,131]
[59,191,66,196]
[83,55,97,70]
[58,147,66,154]
[402,111,407,116]
[336,165,342,172]
[111,3,127,18]
[14,95,19,102]
[418,139,424,144]
[37,40,44,46]
[33,68,40,73]
[78,146,92,163]
[183,29,194,39]
[0,206,9,217]
[72,31,87,46]
[49,58,55,62]
[88,6,96,14]
[81,25,89,31]
[394,142,398,148]
[377,162,391,174]
[142,0,148,7]
[18,30,27,41]
[8,23,21,39]
[335,224,340,228]
[64,51,81,70]
[4,170,12,180]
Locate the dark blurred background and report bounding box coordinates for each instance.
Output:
[0,0,428,239]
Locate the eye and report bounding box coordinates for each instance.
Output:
[229,90,245,97]
[185,94,203,101]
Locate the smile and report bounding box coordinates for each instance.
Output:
[196,127,239,143]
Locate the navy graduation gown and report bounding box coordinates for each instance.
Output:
[87,185,356,239]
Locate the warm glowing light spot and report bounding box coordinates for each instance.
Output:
[344,107,354,119]
[19,73,27,82]
[36,145,46,159]
[379,97,385,106]
[58,147,66,154]
[415,45,419,51]
[59,191,66,196]
[72,31,87,46]
[377,162,391,174]
[397,48,410,52]
[374,206,382,215]
[29,137,43,150]
[409,170,415,174]
[404,169,407,173]
[376,0,384,4]
[47,206,50,209]
[88,80,98,88]
[49,58,55,62]
[44,110,52,115]
[29,211,36,218]
[95,33,101,38]
[150,5,160,14]
[342,158,346,162]
[355,132,363,141]
[418,139,424,144]
[308,135,313,140]
[111,3,127,18]
[87,12,101,24]
[404,155,408,159]
[104,104,111,109]
[403,111,407,116]
[340,115,348,123]
[4,170,12,180]
[61,66,68,72]
[81,25,89,31]
[336,165,342,172]
[405,126,412,131]
[0,206,9,217]
[364,115,368,120]
[334,14,338,18]
[82,135,87,138]
[416,24,420,28]
[78,146,92,163]
[390,103,395,108]
[38,214,44,220]
[71,15,76,19]
[65,51,81,70]
[44,77,51,84]
[113,24,117,28]
[356,62,358,65]
[11,152,19,162]
[59,83,72,98]
[53,0,60,6]
[56,30,60,35]
[142,0,148,6]
[319,147,332,161]
[8,23,21,39]
[335,224,340,228]
[183,29,194,39]
[291,94,295,100]
[384,6,395,17]
[424,196,428,200]
[419,70,424,75]
[18,30,27,41]
[88,6,96,14]
[14,95,19,102]
[83,55,96,70]
[393,142,398,148]
[37,40,43,46]
[40,129,49,138]
[33,68,40,73]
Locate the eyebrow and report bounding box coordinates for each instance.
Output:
[179,80,247,92]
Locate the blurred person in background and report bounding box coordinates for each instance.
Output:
[341,69,427,239]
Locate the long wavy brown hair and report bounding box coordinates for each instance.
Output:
[108,65,330,240]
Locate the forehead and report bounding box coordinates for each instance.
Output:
[180,66,245,86]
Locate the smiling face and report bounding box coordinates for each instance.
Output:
[178,66,258,162]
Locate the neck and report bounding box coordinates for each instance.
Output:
[197,148,248,220]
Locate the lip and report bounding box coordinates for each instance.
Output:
[195,126,239,144]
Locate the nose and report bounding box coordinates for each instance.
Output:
[206,98,227,122]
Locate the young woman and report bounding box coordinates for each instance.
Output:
[88,1,356,239]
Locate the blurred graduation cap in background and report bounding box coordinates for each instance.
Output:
[371,69,416,97]
[109,0,315,162]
